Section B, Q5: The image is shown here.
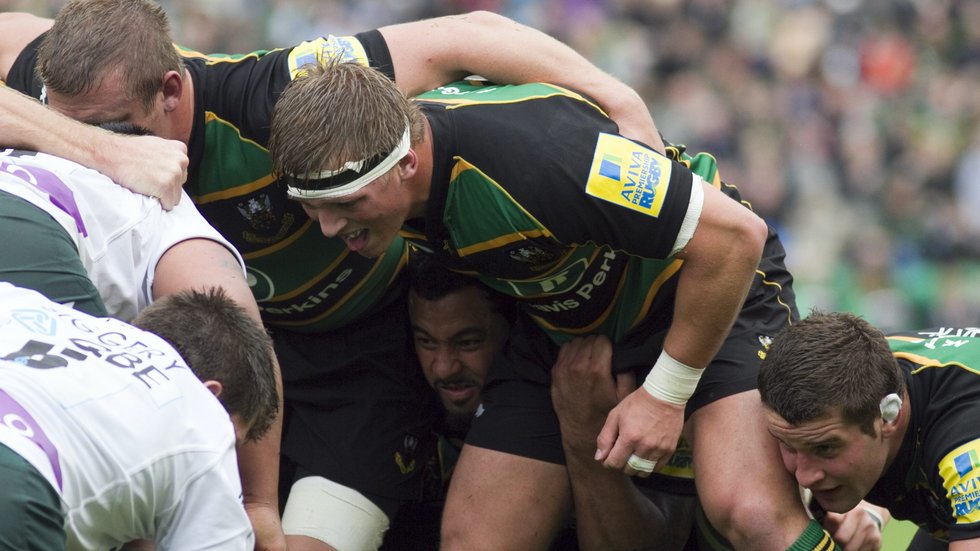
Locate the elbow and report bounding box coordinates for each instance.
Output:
[452,10,525,36]
[739,210,769,265]
[458,10,511,27]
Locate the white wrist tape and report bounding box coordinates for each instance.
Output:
[642,350,703,405]
[862,507,884,532]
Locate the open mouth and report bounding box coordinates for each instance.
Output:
[342,228,368,251]
[438,382,478,404]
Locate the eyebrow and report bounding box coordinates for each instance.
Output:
[450,328,488,340]
[805,437,843,448]
[768,428,842,450]
[411,325,487,341]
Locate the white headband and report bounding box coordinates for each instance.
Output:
[285,126,411,200]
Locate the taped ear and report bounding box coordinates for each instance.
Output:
[879,393,902,423]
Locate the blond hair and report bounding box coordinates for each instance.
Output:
[269,60,425,186]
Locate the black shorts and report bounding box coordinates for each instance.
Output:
[0,190,107,317]
[276,284,440,518]
[466,230,798,465]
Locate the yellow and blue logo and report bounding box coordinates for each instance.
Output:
[288,36,370,79]
[941,440,980,523]
[586,133,671,217]
[956,449,980,477]
[598,153,622,181]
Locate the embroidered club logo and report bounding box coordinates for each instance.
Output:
[757,333,774,360]
[395,433,420,475]
[238,194,296,244]
[507,244,558,265]
[237,195,277,232]
[758,334,774,350]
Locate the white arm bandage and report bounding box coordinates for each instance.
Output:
[669,174,705,256]
[642,350,703,405]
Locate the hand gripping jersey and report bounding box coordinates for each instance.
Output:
[865,327,980,543]
[0,149,243,321]
[0,283,252,550]
[6,32,407,332]
[408,81,795,356]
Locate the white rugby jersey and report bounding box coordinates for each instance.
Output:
[0,149,244,321]
[0,283,254,550]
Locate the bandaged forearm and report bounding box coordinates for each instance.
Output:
[642,350,703,405]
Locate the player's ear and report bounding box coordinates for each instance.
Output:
[161,70,183,112]
[203,380,224,398]
[879,393,902,437]
[397,150,418,180]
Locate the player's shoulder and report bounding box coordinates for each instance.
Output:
[0,13,51,81]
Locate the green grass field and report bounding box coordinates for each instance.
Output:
[882,519,918,549]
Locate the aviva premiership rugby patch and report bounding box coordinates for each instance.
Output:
[941,440,980,524]
[585,133,671,217]
[288,36,369,79]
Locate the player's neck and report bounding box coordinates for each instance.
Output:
[172,71,195,145]
[882,392,911,472]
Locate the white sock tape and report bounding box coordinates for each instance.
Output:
[642,350,703,405]
[282,476,389,550]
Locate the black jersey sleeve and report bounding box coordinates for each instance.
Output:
[444,93,694,260]
[5,32,45,99]
[353,29,394,81]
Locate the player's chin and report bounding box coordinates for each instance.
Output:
[361,232,397,258]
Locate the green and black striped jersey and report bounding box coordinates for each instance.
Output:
[8,32,407,332]
[867,327,980,542]
[406,81,764,346]
[178,33,407,332]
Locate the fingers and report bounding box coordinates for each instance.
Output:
[596,408,657,475]
[594,406,619,463]
[614,371,636,402]
[595,389,685,479]
[824,508,883,551]
[106,135,188,211]
[554,335,591,373]
[591,334,613,365]
[159,188,179,211]
[625,454,656,479]
[158,140,188,210]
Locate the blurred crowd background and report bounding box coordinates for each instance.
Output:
[8,0,980,331]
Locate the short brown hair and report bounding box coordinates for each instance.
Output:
[758,311,905,435]
[133,287,279,442]
[38,0,182,108]
[269,60,425,186]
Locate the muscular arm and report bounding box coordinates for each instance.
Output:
[665,181,767,368]
[0,86,188,208]
[152,238,287,551]
[552,336,695,550]
[598,181,768,471]
[951,539,980,550]
[379,11,663,151]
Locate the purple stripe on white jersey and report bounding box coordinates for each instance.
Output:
[0,159,88,237]
[0,388,62,490]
